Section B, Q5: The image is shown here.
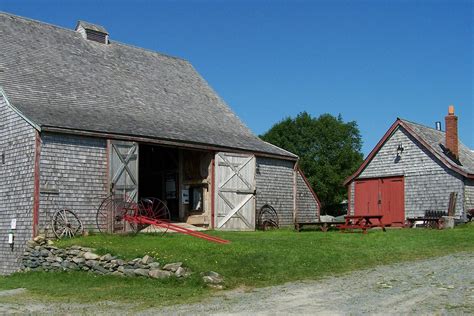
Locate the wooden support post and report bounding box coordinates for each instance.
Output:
[178,149,185,221]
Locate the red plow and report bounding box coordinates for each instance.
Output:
[96,195,230,244]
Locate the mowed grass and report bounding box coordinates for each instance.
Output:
[1,224,473,307]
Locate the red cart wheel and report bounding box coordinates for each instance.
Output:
[134,197,171,235]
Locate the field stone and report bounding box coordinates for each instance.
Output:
[100,254,113,261]
[86,260,99,268]
[83,252,100,260]
[66,249,80,256]
[149,269,172,279]
[93,265,109,274]
[134,268,150,277]
[175,267,186,278]
[163,262,182,272]
[72,257,85,264]
[141,255,154,264]
[123,269,136,277]
[111,271,124,277]
[202,271,224,284]
[39,249,50,257]
[148,262,160,269]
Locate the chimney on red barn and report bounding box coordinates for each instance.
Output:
[445,105,459,159]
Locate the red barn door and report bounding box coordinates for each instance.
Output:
[354,179,379,215]
[380,177,405,225]
[354,176,404,226]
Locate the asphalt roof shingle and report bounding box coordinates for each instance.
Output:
[0,12,297,159]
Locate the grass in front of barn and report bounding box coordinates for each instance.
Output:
[1,224,473,307]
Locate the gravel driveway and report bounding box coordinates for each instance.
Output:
[1,252,473,315]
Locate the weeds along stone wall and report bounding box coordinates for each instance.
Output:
[256,157,295,226]
[350,127,465,218]
[39,133,108,235]
[0,95,37,275]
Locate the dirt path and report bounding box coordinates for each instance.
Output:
[154,252,474,315]
[1,252,473,315]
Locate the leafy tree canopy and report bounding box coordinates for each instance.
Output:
[260,112,364,214]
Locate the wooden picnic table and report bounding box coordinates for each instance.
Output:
[337,214,386,234]
[295,221,345,232]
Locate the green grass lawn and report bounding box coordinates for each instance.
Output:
[1,224,473,307]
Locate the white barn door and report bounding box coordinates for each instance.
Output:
[109,140,139,201]
[214,152,256,231]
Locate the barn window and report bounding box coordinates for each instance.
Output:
[1,152,5,165]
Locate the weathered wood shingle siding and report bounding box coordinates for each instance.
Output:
[0,95,36,275]
[465,179,474,214]
[39,133,108,233]
[349,127,465,218]
[295,171,319,222]
[255,158,295,226]
[348,181,355,216]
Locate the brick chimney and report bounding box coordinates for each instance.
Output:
[445,105,459,159]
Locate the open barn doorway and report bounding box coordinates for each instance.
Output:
[139,144,180,220]
[138,144,213,226]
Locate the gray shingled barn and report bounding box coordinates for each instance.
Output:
[0,13,320,274]
[345,107,474,225]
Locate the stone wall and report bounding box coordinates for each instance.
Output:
[295,170,320,223]
[349,127,465,218]
[0,94,37,275]
[21,236,190,279]
[39,133,108,234]
[255,157,296,226]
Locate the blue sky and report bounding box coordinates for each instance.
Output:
[1,0,472,155]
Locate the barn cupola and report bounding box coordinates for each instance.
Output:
[445,105,459,159]
[75,20,109,44]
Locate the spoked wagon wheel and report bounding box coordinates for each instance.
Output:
[52,209,84,239]
[257,204,279,231]
[135,197,171,235]
[96,194,137,233]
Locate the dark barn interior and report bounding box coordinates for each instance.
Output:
[139,144,180,220]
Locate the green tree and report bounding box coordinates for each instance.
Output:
[260,112,363,214]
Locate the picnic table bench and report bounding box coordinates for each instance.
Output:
[295,221,345,232]
[337,215,386,234]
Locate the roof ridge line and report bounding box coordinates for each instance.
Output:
[0,11,188,63]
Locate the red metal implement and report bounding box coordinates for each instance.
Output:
[123,214,230,244]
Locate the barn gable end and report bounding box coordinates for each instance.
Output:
[0,94,37,274]
[350,126,464,218]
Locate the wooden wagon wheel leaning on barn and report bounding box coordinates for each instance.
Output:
[257,204,279,230]
[52,209,84,239]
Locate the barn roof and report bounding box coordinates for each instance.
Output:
[344,118,474,185]
[0,12,297,160]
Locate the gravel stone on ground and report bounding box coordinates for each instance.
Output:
[0,253,472,315]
